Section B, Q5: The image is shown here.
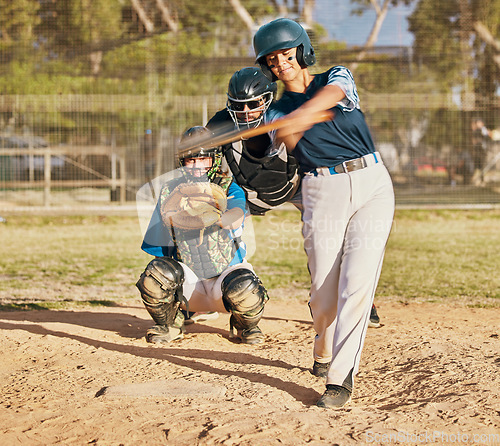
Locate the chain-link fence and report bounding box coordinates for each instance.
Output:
[1,1,499,210]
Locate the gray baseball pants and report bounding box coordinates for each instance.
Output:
[301,160,395,387]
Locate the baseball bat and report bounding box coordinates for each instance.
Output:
[177,109,334,157]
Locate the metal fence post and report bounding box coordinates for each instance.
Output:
[44,149,51,207]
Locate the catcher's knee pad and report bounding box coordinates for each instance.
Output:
[221,269,269,331]
[136,257,185,326]
[137,257,184,305]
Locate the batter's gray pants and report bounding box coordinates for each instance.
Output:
[301,162,395,388]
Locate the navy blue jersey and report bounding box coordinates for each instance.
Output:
[266,66,376,172]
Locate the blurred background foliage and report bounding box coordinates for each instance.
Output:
[0,0,499,206]
[0,0,496,96]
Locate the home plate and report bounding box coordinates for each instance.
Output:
[95,379,226,399]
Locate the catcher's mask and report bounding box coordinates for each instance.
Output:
[226,67,277,130]
[177,126,222,180]
[253,18,316,81]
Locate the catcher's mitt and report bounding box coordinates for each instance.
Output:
[160,182,227,230]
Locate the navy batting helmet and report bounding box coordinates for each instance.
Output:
[253,18,316,80]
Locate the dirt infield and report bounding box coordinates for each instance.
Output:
[1,299,499,445]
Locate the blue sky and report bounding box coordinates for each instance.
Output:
[313,0,415,47]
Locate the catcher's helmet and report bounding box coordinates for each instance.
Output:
[253,18,315,80]
[226,67,277,130]
[177,126,222,177]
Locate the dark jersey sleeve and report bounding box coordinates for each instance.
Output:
[207,109,232,128]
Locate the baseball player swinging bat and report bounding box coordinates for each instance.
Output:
[177,109,334,157]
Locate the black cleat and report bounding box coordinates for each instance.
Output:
[368,304,381,328]
[240,326,265,344]
[146,324,184,344]
[316,384,352,408]
[312,361,331,378]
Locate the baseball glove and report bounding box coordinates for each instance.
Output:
[160,182,227,230]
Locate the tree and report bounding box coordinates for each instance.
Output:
[469,0,500,105]
[348,0,416,72]
[37,0,125,75]
[129,0,179,33]
[408,0,499,106]
[0,0,40,61]
[474,21,500,69]
[227,0,316,34]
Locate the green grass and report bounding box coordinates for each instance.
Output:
[0,209,499,310]
[379,209,500,305]
[248,212,309,290]
[0,215,150,309]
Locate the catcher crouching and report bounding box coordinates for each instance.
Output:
[137,126,268,345]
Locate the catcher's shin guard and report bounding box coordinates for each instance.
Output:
[221,269,269,344]
[136,257,185,328]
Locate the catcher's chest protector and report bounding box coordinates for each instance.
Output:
[225,138,300,215]
[162,175,238,279]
